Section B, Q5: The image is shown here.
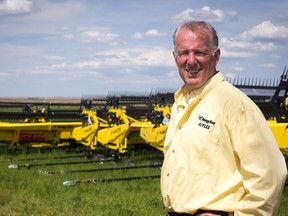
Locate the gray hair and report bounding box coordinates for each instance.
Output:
[173,21,219,51]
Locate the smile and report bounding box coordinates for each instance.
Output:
[186,69,199,74]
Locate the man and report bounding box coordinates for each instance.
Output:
[161,20,287,216]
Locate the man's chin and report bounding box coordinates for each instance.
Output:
[184,80,202,91]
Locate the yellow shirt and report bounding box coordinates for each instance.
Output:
[161,72,287,216]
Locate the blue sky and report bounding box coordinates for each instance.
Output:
[0,0,288,97]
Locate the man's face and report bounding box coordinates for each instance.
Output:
[174,27,220,92]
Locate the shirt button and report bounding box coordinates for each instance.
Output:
[172,149,175,153]
[167,173,170,177]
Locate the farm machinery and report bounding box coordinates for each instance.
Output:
[71,95,172,153]
[0,93,172,153]
[0,68,288,157]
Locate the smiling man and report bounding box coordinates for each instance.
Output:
[161,20,287,216]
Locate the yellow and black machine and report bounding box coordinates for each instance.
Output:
[0,68,288,163]
[0,94,172,153]
[0,101,83,148]
[264,71,288,156]
[72,95,172,153]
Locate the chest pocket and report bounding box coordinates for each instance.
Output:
[175,125,219,174]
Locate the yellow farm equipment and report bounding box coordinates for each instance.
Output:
[267,120,288,155]
[0,121,81,148]
[1,68,288,159]
[0,100,170,153]
[72,105,170,153]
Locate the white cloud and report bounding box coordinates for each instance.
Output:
[220,48,257,58]
[78,31,119,42]
[133,48,174,66]
[37,47,174,74]
[132,29,167,39]
[70,61,101,70]
[260,63,276,68]
[239,21,288,41]
[51,62,67,69]
[172,6,237,24]
[0,72,11,78]
[221,37,278,52]
[132,32,143,39]
[27,0,85,21]
[231,66,244,72]
[61,30,119,43]
[218,22,286,60]
[0,0,34,15]
[62,34,74,40]
[97,47,174,67]
[145,29,167,37]
[0,42,43,59]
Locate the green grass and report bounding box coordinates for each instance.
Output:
[0,147,287,216]
[0,147,165,216]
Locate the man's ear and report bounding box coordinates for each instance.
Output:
[173,51,179,67]
[214,48,221,65]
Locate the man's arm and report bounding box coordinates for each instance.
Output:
[232,109,287,215]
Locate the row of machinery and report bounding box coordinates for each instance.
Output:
[0,94,171,153]
[0,68,288,158]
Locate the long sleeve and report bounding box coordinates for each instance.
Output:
[231,102,287,215]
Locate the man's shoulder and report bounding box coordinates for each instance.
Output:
[216,81,259,108]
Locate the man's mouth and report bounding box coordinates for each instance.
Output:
[186,69,199,74]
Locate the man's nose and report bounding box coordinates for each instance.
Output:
[186,52,197,65]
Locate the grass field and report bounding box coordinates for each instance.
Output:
[0,147,287,216]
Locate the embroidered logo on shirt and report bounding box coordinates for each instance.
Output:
[198,115,215,129]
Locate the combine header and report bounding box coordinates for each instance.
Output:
[0,68,288,158]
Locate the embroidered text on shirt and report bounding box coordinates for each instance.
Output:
[198,115,215,130]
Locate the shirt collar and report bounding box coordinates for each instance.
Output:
[174,71,225,103]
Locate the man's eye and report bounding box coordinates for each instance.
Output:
[178,51,189,56]
[194,51,205,56]
[177,50,207,57]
